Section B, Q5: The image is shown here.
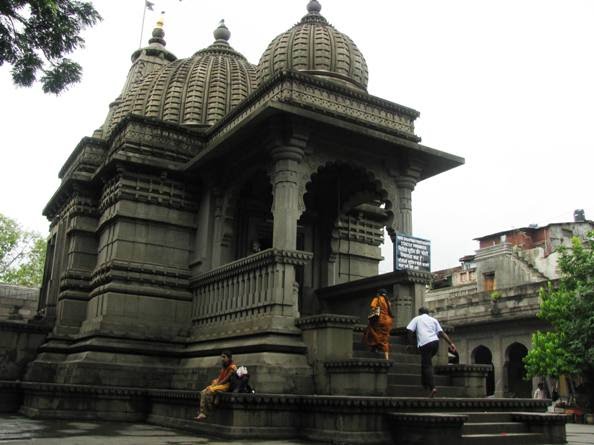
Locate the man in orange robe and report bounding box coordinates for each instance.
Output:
[195,350,237,421]
[363,288,394,360]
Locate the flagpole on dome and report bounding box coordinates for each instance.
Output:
[139,0,155,48]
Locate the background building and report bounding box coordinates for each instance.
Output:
[0,284,39,322]
[426,211,593,397]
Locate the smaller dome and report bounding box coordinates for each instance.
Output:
[106,21,257,133]
[257,1,368,90]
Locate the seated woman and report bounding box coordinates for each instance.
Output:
[195,350,237,421]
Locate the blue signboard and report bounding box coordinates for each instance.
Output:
[394,233,431,272]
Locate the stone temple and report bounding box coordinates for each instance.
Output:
[0,2,567,444]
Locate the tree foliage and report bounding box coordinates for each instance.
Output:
[0,213,47,287]
[524,232,594,379]
[0,0,101,93]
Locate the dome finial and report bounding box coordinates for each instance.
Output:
[214,19,231,42]
[149,14,166,46]
[307,0,322,14]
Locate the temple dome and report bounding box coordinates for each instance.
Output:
[106,21,257,133]
[257,0,368,90]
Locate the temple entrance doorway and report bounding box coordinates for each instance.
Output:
[233,170,273,259]
[299,162,388,316]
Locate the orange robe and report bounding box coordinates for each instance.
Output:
[363,295,394,352]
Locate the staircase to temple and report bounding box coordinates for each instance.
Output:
[353,329,467,397]
[459,412,544,444]
[352,329,565,444]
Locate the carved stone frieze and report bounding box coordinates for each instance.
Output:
[108,116,202,167]
[59,137,107,183]
[334,215,384,247]
[206,71,420,150]
[45,190,99,226]
[91,259,191,292]
[324,359,392,370]
[295,314,360,330]
[98,171,198,213]
[284,85,416,137]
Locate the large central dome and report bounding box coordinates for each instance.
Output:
[257,0,368,90]
[106,21,257,133]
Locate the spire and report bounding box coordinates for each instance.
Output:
[213,19,231,42]
[307,0,322,14]
[131,17,176,63]
[194,20,245,59]
[302,0,327,24]
[148,15,166,46]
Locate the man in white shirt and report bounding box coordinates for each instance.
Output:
[406,307,456,397]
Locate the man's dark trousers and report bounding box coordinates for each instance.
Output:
[419,340,439,390]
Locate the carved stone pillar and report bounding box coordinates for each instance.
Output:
[395,174,418,236]
[392,159,424,326]
[270,143,306,250]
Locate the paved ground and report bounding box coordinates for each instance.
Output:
[566,423,594,445]
[0,415,592,444]
[0,415,319,444]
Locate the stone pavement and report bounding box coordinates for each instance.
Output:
[0,415,321,445]
[0,414,592,444]
[566,423,594,445]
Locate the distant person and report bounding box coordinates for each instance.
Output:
[195,351,237,421]
[363,288,394,360]
[406,307,456,397]
[533,382,546,400]
[250,240,261,253]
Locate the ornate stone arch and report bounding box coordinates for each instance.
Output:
[299,152,398,227]
[504,341,531,398]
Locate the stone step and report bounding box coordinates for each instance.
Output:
[353,332,410,347]
[354,350,418,362]
[353,342,413,354]
[462,412,514,422]
[388,372,450,386]
[387,384,466,398]
[462,422,526,435]
[460,432,543,445]
[390,362,422,374]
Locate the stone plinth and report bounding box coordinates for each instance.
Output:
[296,313,359,394]
[435,364,493,397]
[387,412,467,445]
[325,359,391,396]
[512,412,567,444]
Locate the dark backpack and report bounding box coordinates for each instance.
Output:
[229,373,254,393]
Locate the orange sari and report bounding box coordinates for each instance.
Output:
[363,295,394,352]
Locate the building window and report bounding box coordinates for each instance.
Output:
[484,272,495,291]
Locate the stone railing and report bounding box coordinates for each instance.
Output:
[190,249,313,326]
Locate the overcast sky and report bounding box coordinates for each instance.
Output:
[1,0,592,272]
